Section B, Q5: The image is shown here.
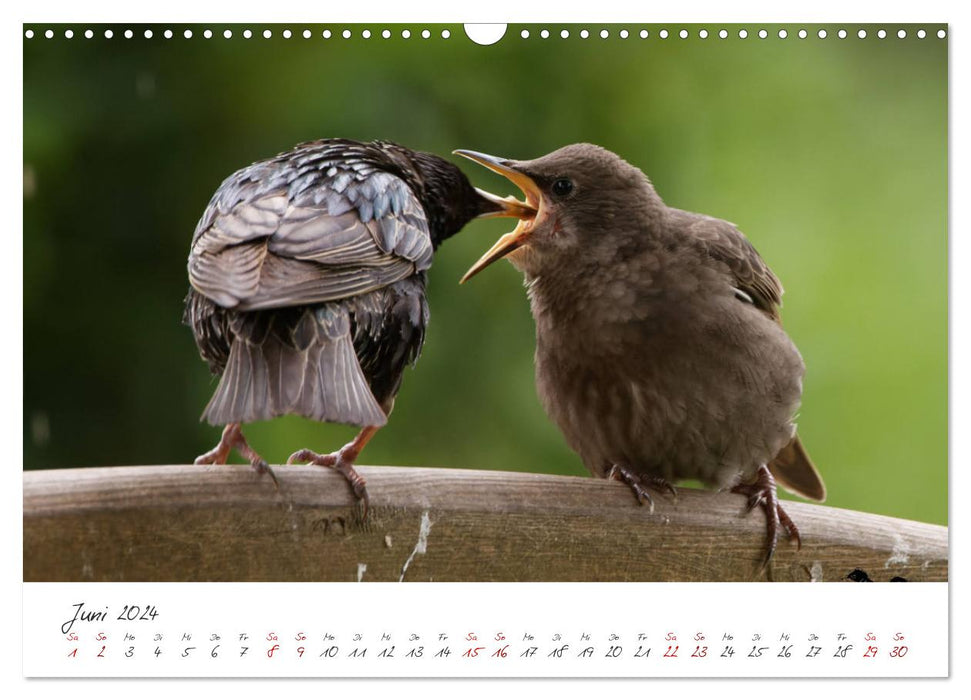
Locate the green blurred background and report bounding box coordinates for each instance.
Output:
[23,24,947,525]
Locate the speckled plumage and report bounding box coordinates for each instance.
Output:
[184,138,493,433]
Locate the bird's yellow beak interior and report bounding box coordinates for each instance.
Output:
[454,149,541,283]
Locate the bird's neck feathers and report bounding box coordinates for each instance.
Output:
[401,151,492,249]
[522,189,670,333]
[522,253,613,333]
[523,184,667,284]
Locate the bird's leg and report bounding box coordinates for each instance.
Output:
[287,426,380,516]
[609,463,654,511]
[643,473,679,499]
[607,464,677,513]
[194,423,279,489]
[731,464,801,568]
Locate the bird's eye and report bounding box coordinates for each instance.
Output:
[551,178,574,197]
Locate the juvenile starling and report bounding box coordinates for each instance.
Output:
[184,138,510,510]
[457,144,826,564]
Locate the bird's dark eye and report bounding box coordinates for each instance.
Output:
[551,178,574,197]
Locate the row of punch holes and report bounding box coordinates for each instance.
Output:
[23,25,948,44]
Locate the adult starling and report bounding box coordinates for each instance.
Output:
[184,138,511,510]
[457,144,826,564]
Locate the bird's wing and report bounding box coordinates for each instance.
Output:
[688,215,784,321]
[188,149,433,311]
[685,215,826,500]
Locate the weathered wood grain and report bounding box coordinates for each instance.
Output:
[23,464,947,582]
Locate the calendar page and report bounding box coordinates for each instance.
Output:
[23,583,947,677]
[20,4,950,685]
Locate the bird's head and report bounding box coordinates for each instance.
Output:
[454,143,662,281]
[403,149,532,249]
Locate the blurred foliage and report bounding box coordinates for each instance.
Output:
[23,24,946,525]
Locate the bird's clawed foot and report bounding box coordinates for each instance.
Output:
[288,445,370,516]
[288,426,380,517]
[194,422,279,489]
[731,464,801,568]
[607,464,678,514]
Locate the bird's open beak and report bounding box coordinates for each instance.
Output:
[454,149,541,283]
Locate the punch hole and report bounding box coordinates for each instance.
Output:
[858,29,867,38]
[699,29,708,39]
[186,30,194,39]
[463,24,506,45]
[104,29,113,38]
[363,29,372,39]
[282,29,291,39]
[382,29,391,39]
[520,29,529,39]
[758,29,767,39]
[421,29,431,39]
[621,29,630,39]
[798,29,807,39]
[600,29,609,39]
[778,29,787,39]
[25,29,33,39]
[164,29,173,39]
[561,29,570,39]
[639,29,648,39]
[718,29,728,39]
[917,29,926,39]
[65,29,74,39]
[897,29,906,39]
[322,30,331,39]
[738,29,748,39]
[223,30,232,39]
[877,29,887,39]
[342,29,351,39]
[677,29,686,39]
[401,29,411,39]
[302,29,311,39]
[441,29,450,39]
[659,29,668,39]
[204,29,213,39]
[937,29,946,38]
[818,29,827,39]
[541,29,550,39]
[838,29,847,39]
[125,29,133,39]
[581,29,590,39]
[143,30,152,39]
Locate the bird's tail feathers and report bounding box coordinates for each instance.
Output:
[202,306,388,428]
[769,435,826,501]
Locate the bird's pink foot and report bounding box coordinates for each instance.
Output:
[288,447,369,513]
[732,463,800,567]
[607,464,677,513]
[194,422,279,489]
[287,426,379,516]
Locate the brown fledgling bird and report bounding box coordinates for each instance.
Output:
[457,144,825,565]
[184,138,505,510]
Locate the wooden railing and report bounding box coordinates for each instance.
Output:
[23,465,947,582]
